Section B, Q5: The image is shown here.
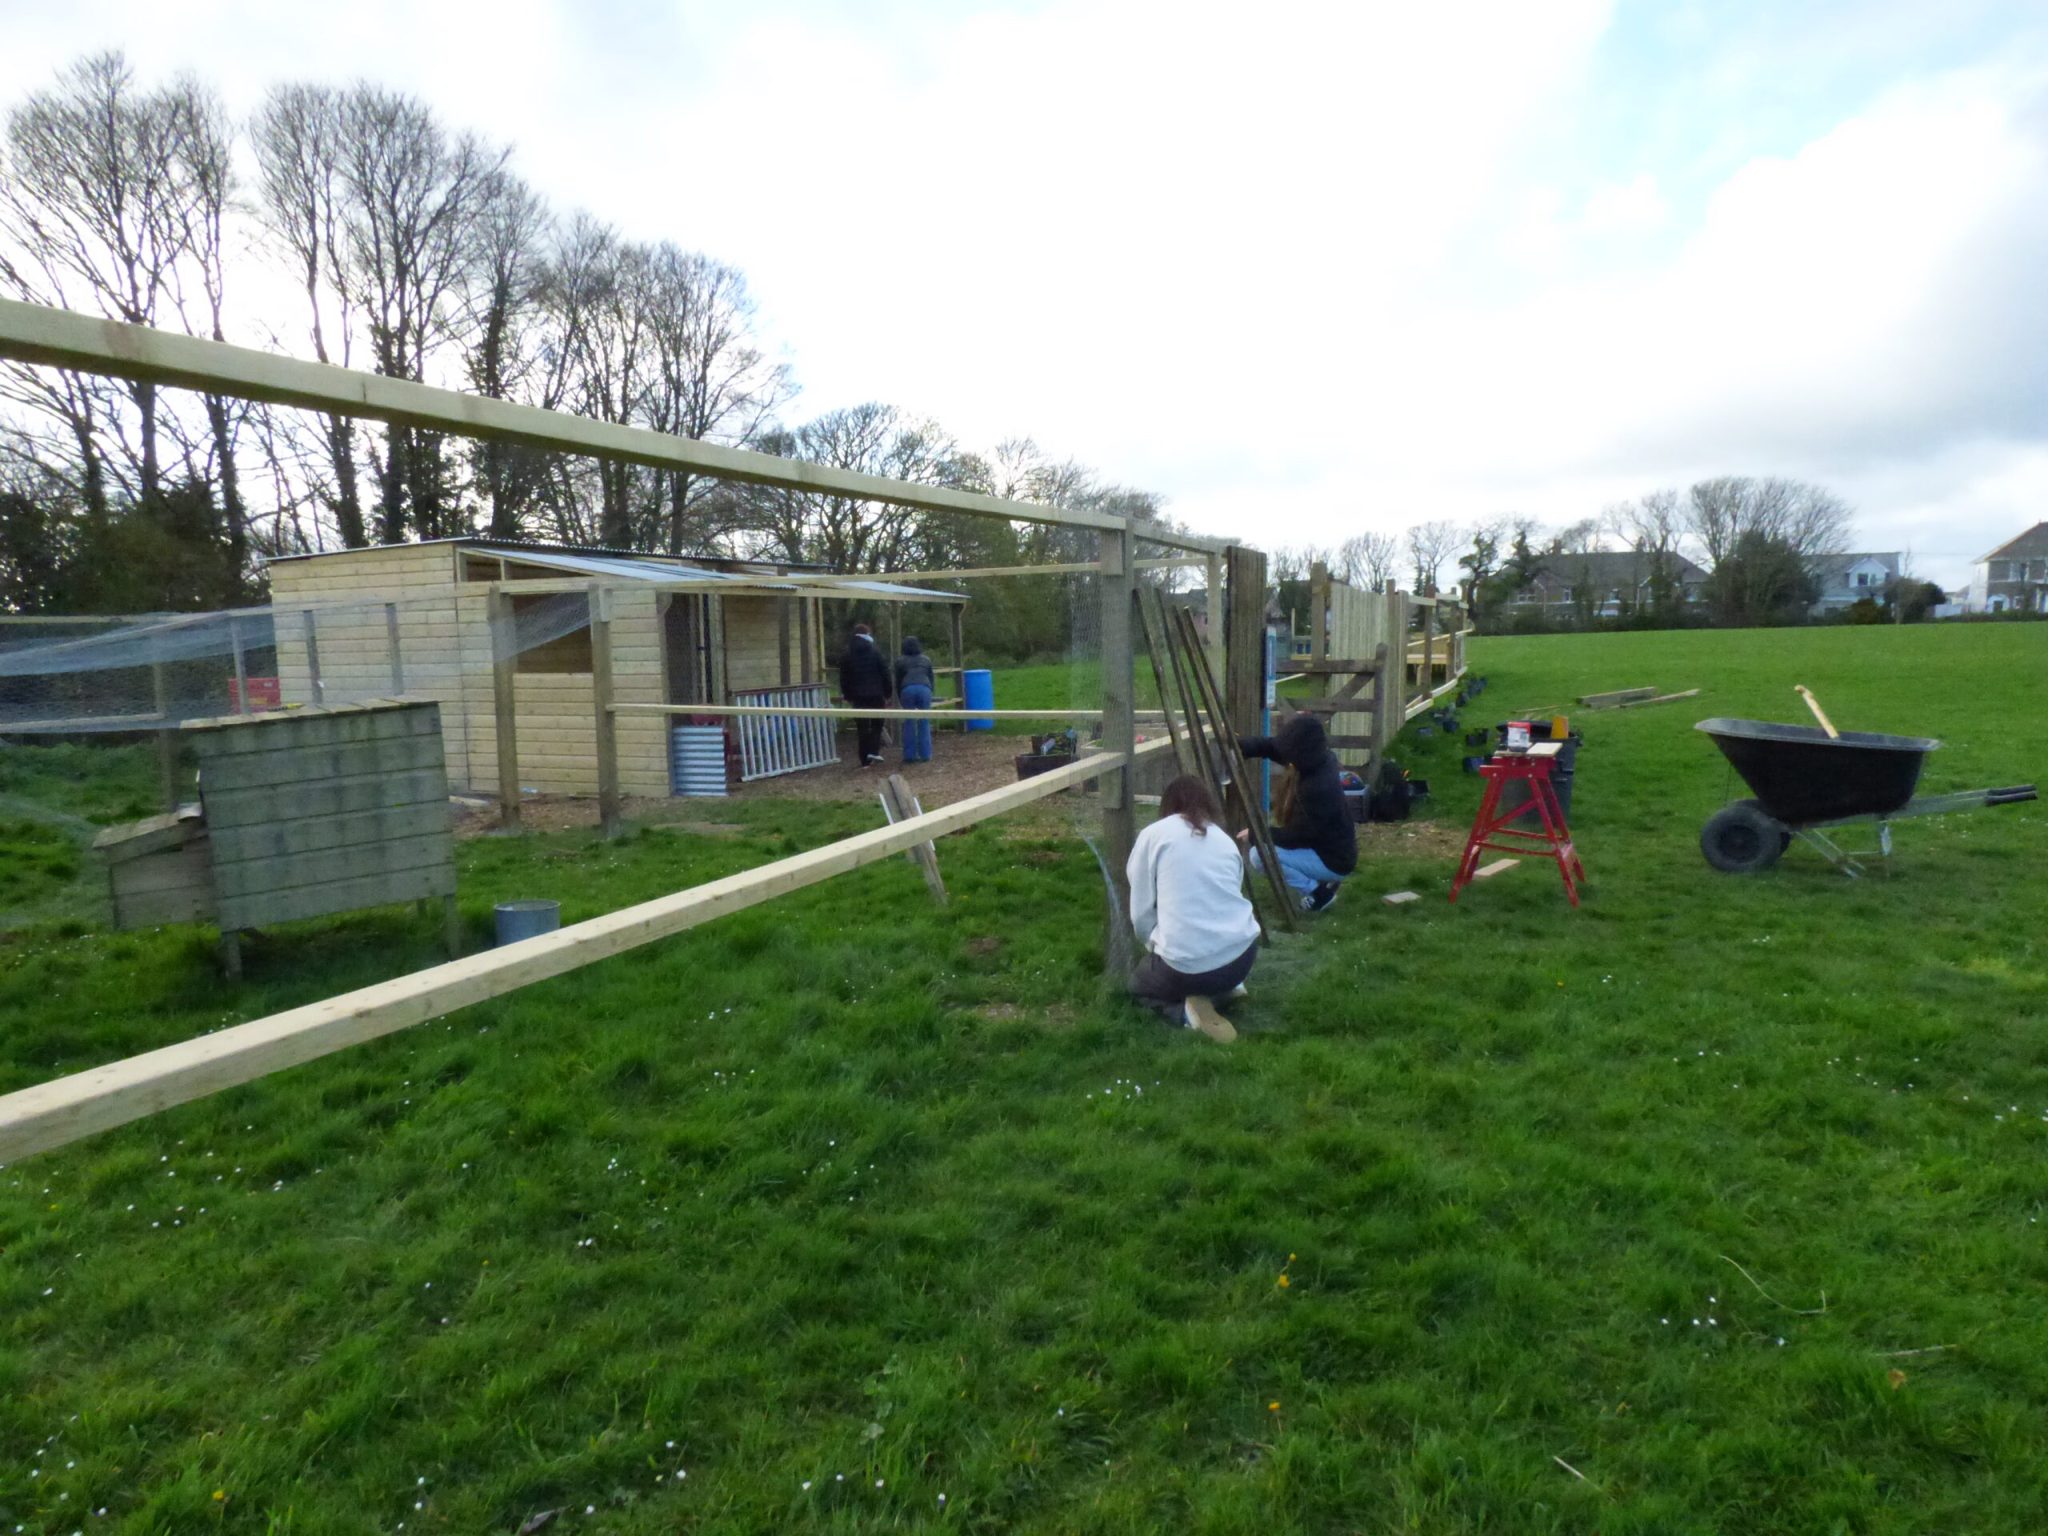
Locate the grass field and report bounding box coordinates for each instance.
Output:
[2,622,2045,1534]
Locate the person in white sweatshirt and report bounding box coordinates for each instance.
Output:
[1125,775,1262,1042]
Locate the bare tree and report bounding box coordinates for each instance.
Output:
[1404,518,1459,594]
[642,245,794,554]
[1336,530,1399,591]
[744,403,968,571]
[0,53,212,512]
[462,169,553,539]
[1606,488,1686,611]
[330,84,508,539]
[541,215,656,547]
[252,82,369,546]
[1686,475,1852,566]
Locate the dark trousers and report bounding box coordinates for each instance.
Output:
[853,709,885,764]
[1129,940,1258,1021]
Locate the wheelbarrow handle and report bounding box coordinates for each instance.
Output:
[1794,685,1841,740]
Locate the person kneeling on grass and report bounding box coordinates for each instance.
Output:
[1238,711,1356,913]
[1126,775,1261,1043]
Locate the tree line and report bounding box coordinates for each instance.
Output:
[0,52,1177,660]
[1267,476,1938,633]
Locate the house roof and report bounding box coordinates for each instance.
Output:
[1979,522,2048,562]
[1530,549,1709,586]
[1831,552,1901,572]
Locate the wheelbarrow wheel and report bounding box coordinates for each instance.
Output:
[1701,799,1788,873]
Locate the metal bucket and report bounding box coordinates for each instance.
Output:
[495,899,561,946]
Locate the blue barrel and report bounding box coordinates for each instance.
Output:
[495,899,560,946]
[962,668,995,730]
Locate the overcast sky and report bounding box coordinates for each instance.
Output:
[3,0,2045,587]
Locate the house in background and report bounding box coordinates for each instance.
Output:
[1811,552,1902,614]
[1971,523,2048,613]
[1512,549,1709,617]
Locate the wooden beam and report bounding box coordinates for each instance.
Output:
[880,773,947,906]
[783,561,1103,583]
[150,662,178,813]
[1204,550,1225,681]
[385,602,405,694]
[0,739,1170,1163]
[229,614,250,715]
[301,608,324,705]
[0,298,1138,536]
[590,587,621,840]
[1099,523,1137,970]
[609,702,1164,721]
[487,589,522,832]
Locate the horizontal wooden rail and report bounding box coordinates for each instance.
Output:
[784,557,1206,584]
[0,739,1172,1163]
[0,298,1231,554]
[613,702,1168,720]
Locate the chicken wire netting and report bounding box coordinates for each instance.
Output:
[0,591,596,772]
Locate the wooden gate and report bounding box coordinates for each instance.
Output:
[1298,564,1470,773]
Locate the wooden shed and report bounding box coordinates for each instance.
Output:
[265,540,968,798]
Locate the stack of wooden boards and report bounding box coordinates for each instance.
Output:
[94,700,459,975]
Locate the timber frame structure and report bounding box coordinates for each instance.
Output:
[1299,560,1471,774]
[0,297,1264,1162]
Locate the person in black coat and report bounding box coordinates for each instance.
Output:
[838,622,893,766]
[1239,711,1357,912]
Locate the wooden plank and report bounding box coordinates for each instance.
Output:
[385,603,406,693]
[212,837,454,903]
[201,767,450,830]
[591,588,621,840]
[217,861,456,931]
[1382,891,1420,905]
[1292,695,1391,715]
[112,881,216,929]
[1205,550,1225,681]
[195,733,445,793]
[184,702,439,754]
[881,774,947,906]
[1223,545,1267,739]
[1578,687,1656,708]
[0,739,1171,1163]
[93,809,202,864]
[207,801,450,864]
[0,299,1202,539]
[488,589,521,830]
[302,609,325,705]
[1099,525,1137,963]
[1474,858,1518,880]
[110,844,215,898]
[152,663,179,812]
[1291,657,1384,675]
[1614,688,1700,710]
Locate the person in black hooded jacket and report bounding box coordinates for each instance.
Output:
[1239,711,1356,912]
[838,622,893,766]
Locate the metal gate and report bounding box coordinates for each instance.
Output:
[733,684,839,781]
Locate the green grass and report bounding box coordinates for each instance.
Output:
[0,742,188,928]
[3,623,2047,1533]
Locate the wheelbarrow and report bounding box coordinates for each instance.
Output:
[1696,695,2036,876]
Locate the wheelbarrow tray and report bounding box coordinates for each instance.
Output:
[1695,717,1939,825]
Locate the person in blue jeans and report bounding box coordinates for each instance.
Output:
[1238,712,1357,912]
[894,635,936,763]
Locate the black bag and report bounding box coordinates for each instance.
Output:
[1372,758,1413,822]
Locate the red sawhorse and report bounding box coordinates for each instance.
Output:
[1449,751,1587,906]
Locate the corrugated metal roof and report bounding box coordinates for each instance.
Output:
[821,577,969,603]
[475,546,776,586]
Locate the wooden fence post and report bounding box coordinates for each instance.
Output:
[948,604,967,733]
[1099,523,1137,973]
[488,588,522,831]
[590,584,621,840]
[302,609,324,705]
[1310,559,1330,666]
[1205,550,1225,679]
[229,614,250,715]
[1223,545,1269,738]
[386,602,405,695]
[151,658,178,811]
[777,597,794,686]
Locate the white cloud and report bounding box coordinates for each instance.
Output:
[0,2,2042,588]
